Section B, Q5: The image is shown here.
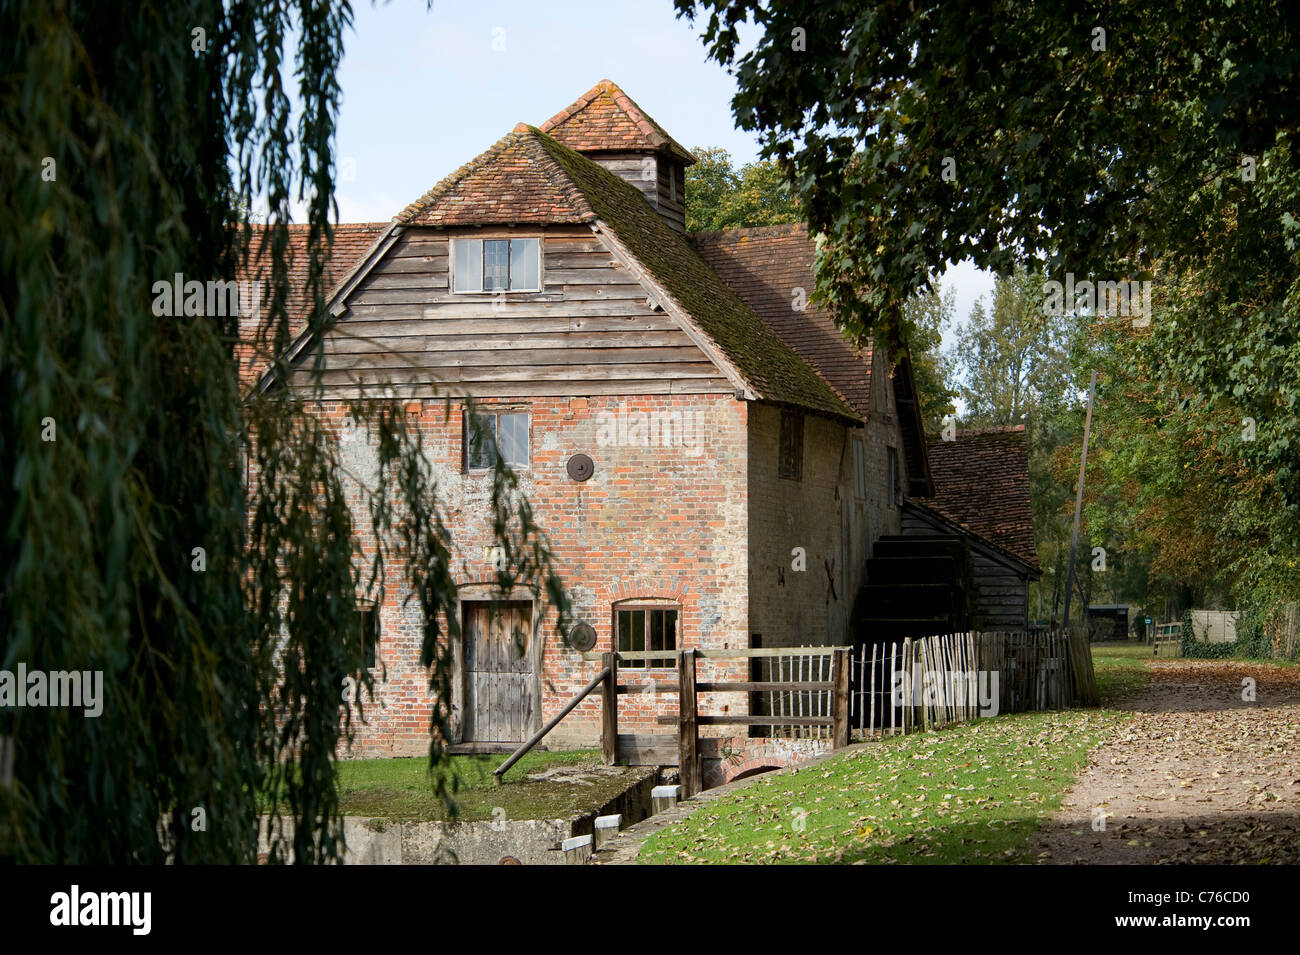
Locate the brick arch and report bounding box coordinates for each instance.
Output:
[612,577,690,604]
[705,753,797,788]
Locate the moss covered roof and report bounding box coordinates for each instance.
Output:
[526,128,855,419]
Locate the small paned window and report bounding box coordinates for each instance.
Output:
[779,410,804,481]
[452,238,540,292]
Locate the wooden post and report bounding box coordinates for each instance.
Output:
[1063,369,1098,635]
[601,651,618,765]
[832,648,850,749]
[678,648,700,798]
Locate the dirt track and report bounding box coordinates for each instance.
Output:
[1033,661,1300,864]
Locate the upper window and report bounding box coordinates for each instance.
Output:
[779,410,804,481]
[452,238,540,292]
[357,603,379,670]
[852,436,867,501]
[617,605,678,669]
[465,409,530,470]
[887,446,900,508]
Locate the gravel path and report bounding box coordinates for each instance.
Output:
[1032,661,1300,864]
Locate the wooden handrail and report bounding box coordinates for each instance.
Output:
[492,665,610,784]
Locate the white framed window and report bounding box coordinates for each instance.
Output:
[452,237,541,292]
[464,409,530,470]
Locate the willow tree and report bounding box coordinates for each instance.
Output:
[0,1,566,863]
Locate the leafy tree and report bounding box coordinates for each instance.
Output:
[953,268,1076,430]
[686,146,801,231]
[1079,274,1299,624]
[900,286,957,434]
[931,266,1086,622]
[676,0,1300,525]
[0,1,567,863]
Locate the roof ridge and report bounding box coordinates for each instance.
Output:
[954,424,1028,436]
[691,222,810,240]
[539,79,695,164]
[245,222,391,233]
[396,129,527,223]
[513,124,597,221]
[396,127,596,226]
[532,130,855,420]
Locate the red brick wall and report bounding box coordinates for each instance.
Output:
[315,392,751,757]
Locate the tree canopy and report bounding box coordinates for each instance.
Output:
[1,1,567,863]
[685,146,801,231]
[676,0,1300,520]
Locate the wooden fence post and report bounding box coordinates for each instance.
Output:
[832,648,850,748]
[601,651,618,765]
[678,648,701,798]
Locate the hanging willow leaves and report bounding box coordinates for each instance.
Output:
[0,0,569,863]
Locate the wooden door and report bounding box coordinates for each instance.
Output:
[462,600,537,743]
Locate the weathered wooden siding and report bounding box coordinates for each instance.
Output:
[290,224,730,397]
[588,152,658,206]
[655,158,686,233]
[899,507,1031,631]
[584,152,686,233]
[969,553,1030,631]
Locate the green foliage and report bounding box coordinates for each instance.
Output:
[676,0,1300,522]
[900,287,957,434]
[1076,267,1300,637]
[0,1,569,863]
[939,268,1087,622]
[953,268,1078,430]
[685,146,801,232]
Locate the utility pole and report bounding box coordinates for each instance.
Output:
[1063,369,1098,635]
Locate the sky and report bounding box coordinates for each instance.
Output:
[302,0,993,335]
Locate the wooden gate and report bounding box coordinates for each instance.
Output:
[462,600,538,744]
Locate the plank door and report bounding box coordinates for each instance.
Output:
[462,600,537,743]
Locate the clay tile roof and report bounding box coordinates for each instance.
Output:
[235,222,389,386]
[925,425,1039,569]
[690,224,873,417]
[244,122,854,420]
[539,79,696,164]
[396,128,596,226]
[524,129,852,419]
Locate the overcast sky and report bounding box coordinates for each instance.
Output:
[305,0,992,336]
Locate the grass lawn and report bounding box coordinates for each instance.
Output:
[332,749,641,822]
[638,708,1123,864]
[1090,640,1155,701]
